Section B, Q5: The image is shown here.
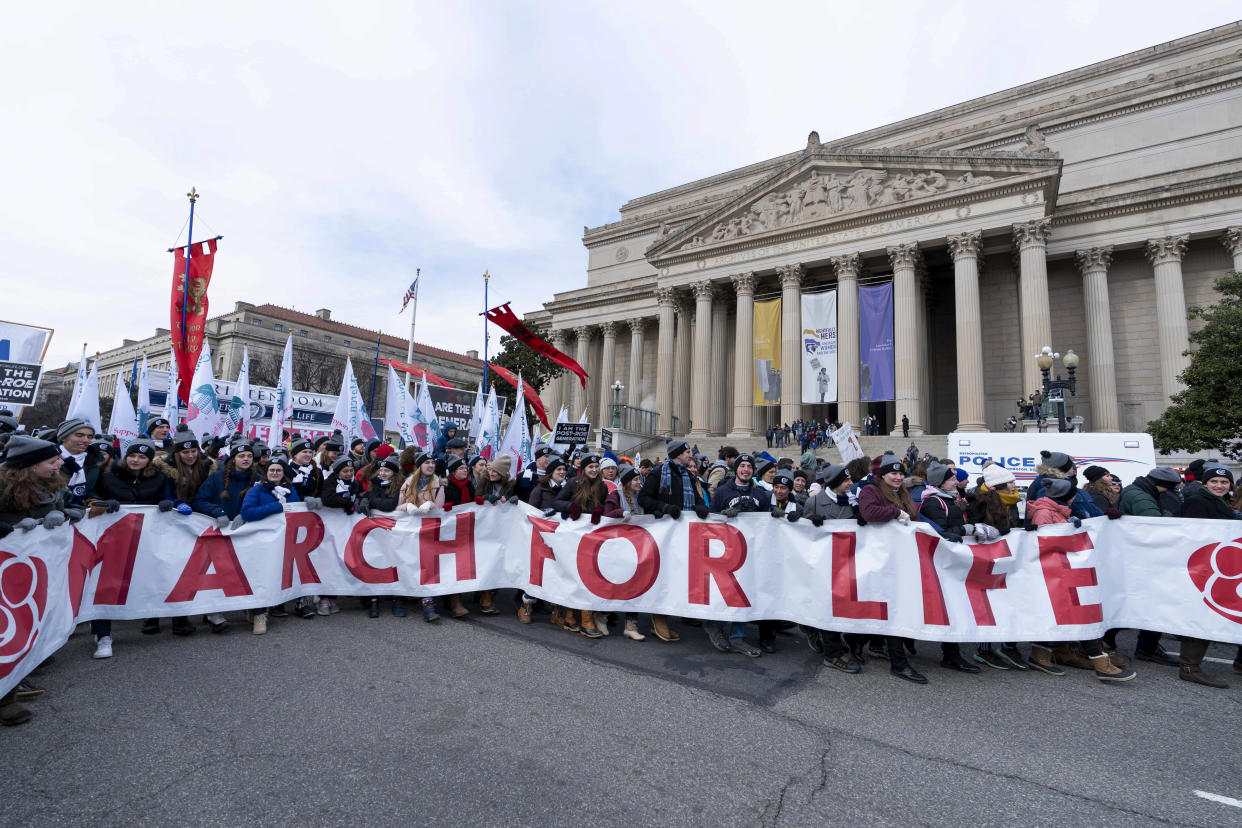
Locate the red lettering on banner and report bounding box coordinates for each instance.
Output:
[67,514,144,614]
[964,540,1012,626]
[831,532,887,620]
[687,523,750,607]
[282,512,324,589]
[343,517,398,584]
[914,534,949,626]
[165,528,253,602]
[419,513,476,585]
[527,516,559,586]
[578,525,660,600]
[1037,533,1103,625]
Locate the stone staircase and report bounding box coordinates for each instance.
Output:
[625,432,953,463]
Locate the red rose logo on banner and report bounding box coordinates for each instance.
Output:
[0,552,49,680]
[1187,539,1242,624]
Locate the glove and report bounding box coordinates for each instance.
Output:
[1106,507,1122,520]
[1024,521,1037,531]
[896,512,910,525]
[664,505,681,520]
[230,515,246,529]
[0,522,10,540]
[402,502,418,514]
[721,508,740,518]
[474,496,485,505]
[621,510,632,521]
[301,497,321,510]
[484,493,500,504]
[417,501,433,514]
[941,531,963,543]
[962,523,975,536]
[62,507,84,521]
[15,517,39,533]
[1069,516,1082,528]
[569,504,582,520]
[590,508,602,525]
[973,524,1000,542]
[787,511,799,523]
[542,508,558,518]
[344,503,355,516]
[214,515,230,529]
[356,498,371,517]
[694,505,709,520]
[176,503,193,516]
[810,516,825,527]
[42,511,66,529]
[158,500,175,512]
[770,507,784,518]
[651,506,665,519]
[101,499,121,514]
[444,503,454,512]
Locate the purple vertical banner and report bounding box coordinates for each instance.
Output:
[858,283,894,401]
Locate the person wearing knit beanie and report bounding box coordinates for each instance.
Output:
[1,435,60,469]
[981,464,1016,489]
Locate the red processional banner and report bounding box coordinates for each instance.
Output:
[485,303,588,388]
[379,358,449,387]
[488,363,551,429]
[170,238,219,402]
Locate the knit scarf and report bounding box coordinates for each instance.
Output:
[291,463,313,487]
[980,482,1021,507]
[447,476,471,502]
[660,460,697,509]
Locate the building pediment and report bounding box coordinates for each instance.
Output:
[646,144,1062,262]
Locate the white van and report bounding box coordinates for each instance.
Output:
[948,432,1157,488]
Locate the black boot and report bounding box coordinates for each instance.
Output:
[269,603,289,619]
[368,598,380,619]
[171,616,195,636]
[141,618,161,635]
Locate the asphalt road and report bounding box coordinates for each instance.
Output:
[5,596,1242,827]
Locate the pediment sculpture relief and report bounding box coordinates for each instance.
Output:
[680,168,996,249]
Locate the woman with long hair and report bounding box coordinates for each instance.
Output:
[602,466,679,642]
[555,455,610,638]
[193,442,259,526]
[393,452,443,623]
[358,455,410,619]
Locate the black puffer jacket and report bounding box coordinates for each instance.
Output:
[93,466,168,505]
[1181,486,1239,520]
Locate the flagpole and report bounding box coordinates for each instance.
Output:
[369,337,381,416]
[405,267,419,394]
[482,269,490,394]
[181,188,197,379]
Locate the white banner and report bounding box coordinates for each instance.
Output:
[801,290,837,404]
[6,508,1242,698]
[830,422,864,462]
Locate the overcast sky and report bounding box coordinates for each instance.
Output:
[4,2,1238,370]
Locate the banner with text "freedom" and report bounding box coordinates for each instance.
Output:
[4,506,1242,697]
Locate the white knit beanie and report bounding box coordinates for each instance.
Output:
[982,464,1016,488]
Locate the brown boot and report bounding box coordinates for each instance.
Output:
[517,598,534,624]
[1179,638,1229,688]
[563,609,580,632]
[448,595,469,618]
[1053,643,1094,670]
[549,607,564,627]
[478,590,500,615]
[1,689,31,727]
[1027,645,1065,676]
[650,614,680,642]
[579,610,603,639]
[1090,653,1136,682]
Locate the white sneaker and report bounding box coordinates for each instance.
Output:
[93,636,113,659]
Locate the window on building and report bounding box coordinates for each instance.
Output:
[343,339,351,347]
[323,335,331,342]
[251,319,262,326]
[299,330,308,337]
[274,323,284,332]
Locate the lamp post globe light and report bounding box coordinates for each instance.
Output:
[611,380,624,429]
[1034,346,1079,432]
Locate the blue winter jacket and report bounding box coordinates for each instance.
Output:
[240,482,301,523]
[193,468,259,520]
[1025,474,1104,519]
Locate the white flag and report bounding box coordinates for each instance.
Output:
[413,374,442,452]
[163,347,180,423]
[384,363,417,446]
[330,358,378,445]
[135,354,152,435]
[67,345,88,418]
[497,373,532,470]
[67,357,100,434]
[268,336,294,448]
[107,371,140,451]
[476,385,501,459]
[577,408,589,424]
[551,405,570,453]
[218,345,252,437]
[185,341,221,440]
[467,382,485,443]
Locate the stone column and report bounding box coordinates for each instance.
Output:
[1013,219,1053,399]
[674,296,693,434]
[626,318,646,410]
[1146,235,1191,402]
[686,282,714,437]
[710,294,729,435]
[595,321,617,431]
[1222,227,1242,272]
[778,264,804,426]
[830,254,862,429]
[655,289,676,435]
[1075,247,1120,432]
[887,243,924,435]
[571,325,591,421]
[540,330,566,419]
[948,231,987,431]
[728,272,756,437]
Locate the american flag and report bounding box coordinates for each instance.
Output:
[400,272,419,313]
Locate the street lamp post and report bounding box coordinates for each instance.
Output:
[611,380,624,429]
[1034,346,1079,432]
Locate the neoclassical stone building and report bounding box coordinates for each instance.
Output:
[532,23,1242,437]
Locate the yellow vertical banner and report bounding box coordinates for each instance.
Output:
[753,297,782,406]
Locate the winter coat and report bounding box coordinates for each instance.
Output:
[0,477,69,526]
[443,475,475,508]
[918,489,968,533]
[902,476,928,507]
[770,495,801,519]
[194,467,259,520]
[240,481,301,522]
[857,480,906,524]
[554,476,608,515]
[287,462,322,499]
[709,478,771,513]
[364,477,402,512]
[477,476,514,501]
[966,487,1020,534]
[61,446,105,507]
[638,460,707,514]
[93,466,167,506]
[1180,486,1239,520]
[320,472,358,512]
[706,461,730,496]
[1119,477,1163,517]
[529,480,565,512]
[1026,471,1105,519]
[1026,497,1072,526]
[154,455,214,506]
[602,487,644,519]
[514,461,544,502]
[801,490,854,521]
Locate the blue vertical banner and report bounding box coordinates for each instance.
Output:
[858,283,895,401]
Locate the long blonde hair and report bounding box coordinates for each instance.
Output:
[401,466,442,507]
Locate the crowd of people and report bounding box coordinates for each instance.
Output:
[2,407,1241,727]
